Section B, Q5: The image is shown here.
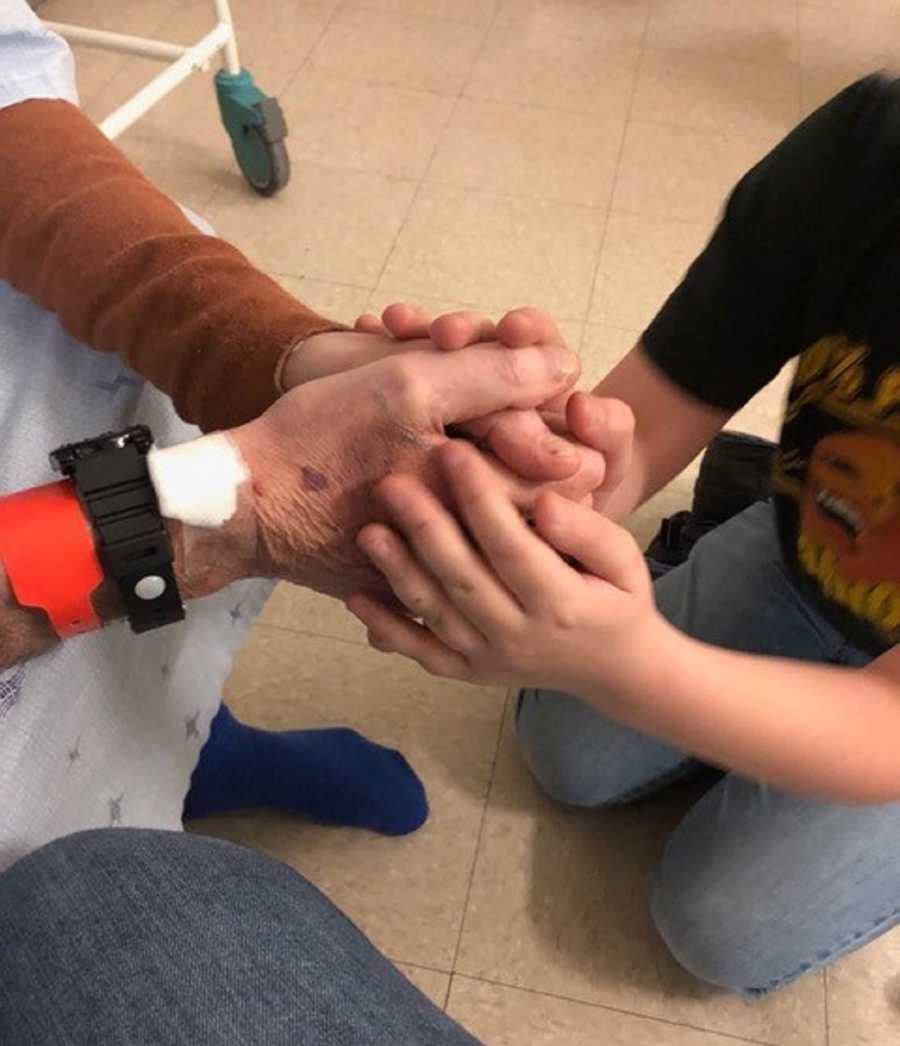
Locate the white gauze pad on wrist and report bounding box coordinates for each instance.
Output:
[148,433,249,528]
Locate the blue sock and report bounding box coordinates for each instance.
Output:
[183,703,428,836]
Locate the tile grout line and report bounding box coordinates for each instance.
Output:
[341,0,500,30]
[336,1,805,74]
[269,273,372,294]
[278,0,351,101]
[574,316,588,358]
[605,205,712,229]
[276,56,801,120]
[445,970,780,1046]
[367,0,503,299]
[204,129,774,218]
[613,111,778,148]
[641,43,802,76]
[278,66,793,141]
[445,685,511,991]
[823,968,831,1046]
[263,156,606,207]
[581,0,653,336]
[441,973,454,1013]
[392,958,454,978]
[422,174,615,215]
[256,621,369,649]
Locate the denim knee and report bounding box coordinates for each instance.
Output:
[651,856,776,997]
[515,689,641,808]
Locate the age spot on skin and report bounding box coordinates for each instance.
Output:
[302,466,329,492]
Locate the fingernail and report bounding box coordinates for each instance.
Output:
[548,347,579,379]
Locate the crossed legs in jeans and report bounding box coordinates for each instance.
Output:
[0,828,481,1046]
[518,501,900,997]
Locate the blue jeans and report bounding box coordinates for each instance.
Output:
[518,501,900,997]
[0,828,481,1046]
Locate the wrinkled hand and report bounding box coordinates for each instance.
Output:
[282,306,583,482]
[283,305,634,510]
[350,304,635,512]
[228,341,599,601]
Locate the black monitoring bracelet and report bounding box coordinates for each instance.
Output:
[50,425,185,634]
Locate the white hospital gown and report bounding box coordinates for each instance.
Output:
[0,0,273,871]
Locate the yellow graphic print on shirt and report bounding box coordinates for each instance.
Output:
[774,334,900,641]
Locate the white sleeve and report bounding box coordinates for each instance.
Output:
[0,0,77,111]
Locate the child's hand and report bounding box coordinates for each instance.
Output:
[346,441,663,696]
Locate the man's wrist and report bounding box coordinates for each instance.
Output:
[0,508,252,640]
[149,434,260,602]
[167,512,255,601]
[0,442,258,664]
[224,412,325,592]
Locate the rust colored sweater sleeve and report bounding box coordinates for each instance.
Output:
[0,98,345,432]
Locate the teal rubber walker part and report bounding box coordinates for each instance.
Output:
[215,68,290,196]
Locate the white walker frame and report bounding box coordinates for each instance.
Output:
[44,0,290,195]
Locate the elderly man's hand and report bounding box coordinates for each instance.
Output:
[225,340,598,600]
[281,307,594,484]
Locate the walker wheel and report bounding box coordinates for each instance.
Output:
[234,124,290,197]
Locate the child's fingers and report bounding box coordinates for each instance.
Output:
[354,313,387,335]
[463,408,581,482]
[566,393,634,507]
[495,307,567,350]
[381,302,434,341]
[430,310,497,351]
[439,442,580,607]
[533,492,647,593]
[375,473,524,634]
[356,524,486,655]
[346,593,471,680]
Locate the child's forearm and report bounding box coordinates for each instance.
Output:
[582,622,900,804]
[593,434,651,522]
[586,344,730,521]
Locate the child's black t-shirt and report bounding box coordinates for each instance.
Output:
[642,73,900,656]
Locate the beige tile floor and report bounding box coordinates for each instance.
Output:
[52,0,900,1041]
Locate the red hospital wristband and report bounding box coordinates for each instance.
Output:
[0,480,104,638]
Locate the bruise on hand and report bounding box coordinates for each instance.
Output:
[302,465,329,492]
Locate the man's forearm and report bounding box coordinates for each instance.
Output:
[0,99,344,432]
[585,623,900,804]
